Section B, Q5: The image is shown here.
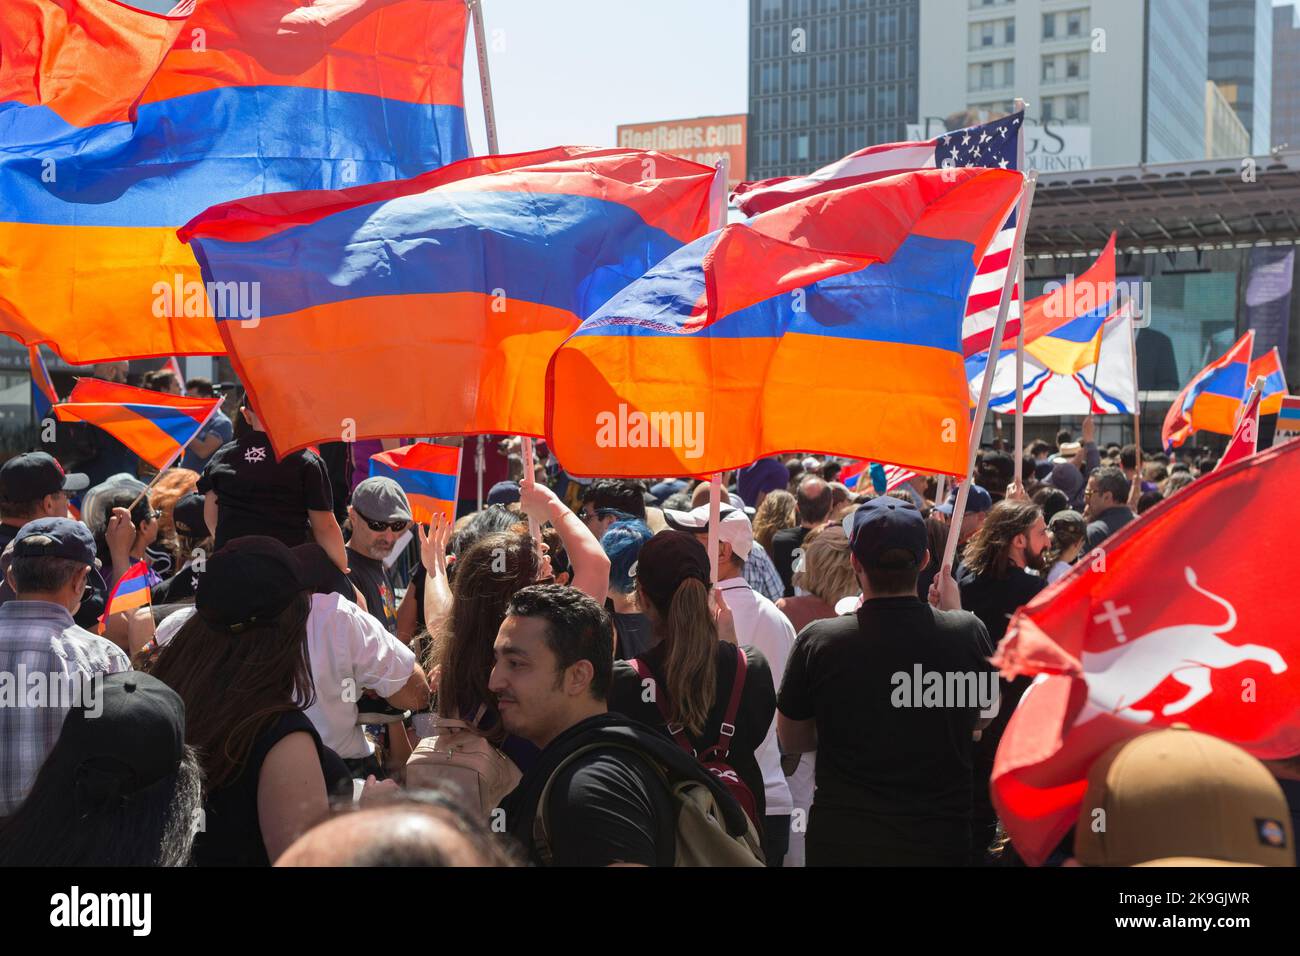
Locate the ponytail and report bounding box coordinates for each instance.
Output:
[663,577,718,736]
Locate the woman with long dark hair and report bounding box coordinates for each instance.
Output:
[150,536,350,866]
[606,531,775,830]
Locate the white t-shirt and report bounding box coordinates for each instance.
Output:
[1047,560,1073,584]
[716,577,795,816]
[302,592,416,758]
[152,594,416,759]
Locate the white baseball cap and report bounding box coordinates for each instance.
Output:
[662,504,753,559]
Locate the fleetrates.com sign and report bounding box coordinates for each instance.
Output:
[616,114,748,189]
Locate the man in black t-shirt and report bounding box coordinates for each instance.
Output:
[772,475,833,597]
[345,477,410,634]
[197,394,347,571]
[777,497,995,866]
[493,585,678,867]
[956,499,1049,864]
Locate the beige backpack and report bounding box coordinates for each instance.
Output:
[406,707,521,820]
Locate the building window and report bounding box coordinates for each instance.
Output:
[816,90,838,124]
[758,0,782,22]
[1042,55,1056,82]
[1065,93,1086,121]
[816,128,838,161]
[759,63,780,94]
[981,22,995,46]
[760,134,780,165]
[846,88,866,121]
[980,62,994,88]
[1067,11,1083,36]
[816,54,838,86]
[1005,19,1015,44]
[790,94,810,126]
[1042,97,1055,121]
[1066,52,1084,79]
[847,49,867,83]
[1043,13,1056,39]
[789,59,810,91]
[791,133,810,163]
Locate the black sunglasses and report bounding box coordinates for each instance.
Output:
[354,510,410,534]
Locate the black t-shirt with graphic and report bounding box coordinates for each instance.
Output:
[346,547,397,634]
[197,431,332,550]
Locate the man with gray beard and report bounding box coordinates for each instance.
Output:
[345,477,412,635]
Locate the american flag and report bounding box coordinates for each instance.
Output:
[732,112,1024,360]
[839,460,918,493]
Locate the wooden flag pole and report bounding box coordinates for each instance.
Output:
[707,473,722,585]
[1127,306,1142,469]
[942,171,1038,574]
[1012,97,1027,494]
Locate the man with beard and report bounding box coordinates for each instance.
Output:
[346,477,412,635]
[956,500,1049,865]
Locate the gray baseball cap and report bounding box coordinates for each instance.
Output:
[351,477,412,523]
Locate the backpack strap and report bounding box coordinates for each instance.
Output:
[629,657,698,756]
[532,741,673,866]
[703,646,748,761]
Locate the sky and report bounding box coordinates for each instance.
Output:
[460,0,748,153]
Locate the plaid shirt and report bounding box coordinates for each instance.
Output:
[743,542,785,604]
[0,601,130,816]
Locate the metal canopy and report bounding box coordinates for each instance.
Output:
[1025,149,1300,258]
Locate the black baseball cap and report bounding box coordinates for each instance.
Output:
[172,492,209,539]
[0,452,88,502]
[196,536,305,633]
[486,481,521,506]
[849,496,927,566]
[634,530,711,612]
[42,672,185,812]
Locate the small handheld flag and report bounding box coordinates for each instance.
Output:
[29,346,58,423]
[1217,380,1262,469]
[369,443,462,524]
[1161,330,1255,451]
[1276,395,1300,434]
[53,378,221,470]
[1248,347,1287,416]
[105,562,152,617]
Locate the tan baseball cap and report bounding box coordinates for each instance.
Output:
[1075,726,1295,867]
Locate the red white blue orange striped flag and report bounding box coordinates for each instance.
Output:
[369,443,462,525]
[54,378,220,470]
[547,167,1024,478]
[1162,331,1255,451]
[731,112,1025,360]
[1248,347,1287,416]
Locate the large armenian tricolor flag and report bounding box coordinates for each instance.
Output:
[1162,331,1255,451]
[547,167,1024,478]
[180,146,720,457]
[0,0,469,363]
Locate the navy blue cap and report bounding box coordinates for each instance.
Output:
[937,484,993,516]
[486,481,521,506]
[13,517,97,565]
[849,497,926,566]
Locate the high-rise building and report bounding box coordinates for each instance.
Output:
[748,0,920,181]
[1207,0,1272,155]
[916,0,1209,168]
[1205,80,1251,158]
[1273,4,1300,149]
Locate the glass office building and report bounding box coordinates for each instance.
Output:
[748,0,920,181]
[1208,0,1272,154]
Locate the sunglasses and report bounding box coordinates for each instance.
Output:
[355,510,410,534]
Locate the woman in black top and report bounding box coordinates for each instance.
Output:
[606,531,775,823]
[151,536,351,866]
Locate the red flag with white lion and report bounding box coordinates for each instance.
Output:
[991,439,1300,866]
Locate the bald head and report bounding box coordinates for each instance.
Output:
[795,475,832,526]
[276,801,515,867]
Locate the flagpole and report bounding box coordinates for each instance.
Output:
[707,473,722,585]
[1128,306,1142,469]
[1086,307,1106,414]
[468,0,500,519]
[124,399,223,512]
[1012,98,1027,496]
[704,158,731,585]
[942,171,1038,574]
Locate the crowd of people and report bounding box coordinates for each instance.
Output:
[0,382,1294,868]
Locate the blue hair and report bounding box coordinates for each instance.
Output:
[600,519,654,595]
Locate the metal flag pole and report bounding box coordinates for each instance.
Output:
[942,171,1038,575]
[1128,306,1142,456]
[1012,97,1027,496]
[704,158,731,585]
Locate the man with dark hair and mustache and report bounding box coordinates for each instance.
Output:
[955,500,1049,865]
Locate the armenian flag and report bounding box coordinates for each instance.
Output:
[104,561,151,617]
[29,346,58,422]
[370,443,462,525]
[547,167,1024,478]
[1019,233,1118,374]
[1277,395,1300,433]
[180,146,719,457]
[0,0,469,363]
[1162,331,1255,451]
[53,379,221,471]
[1249,347,1287,416]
